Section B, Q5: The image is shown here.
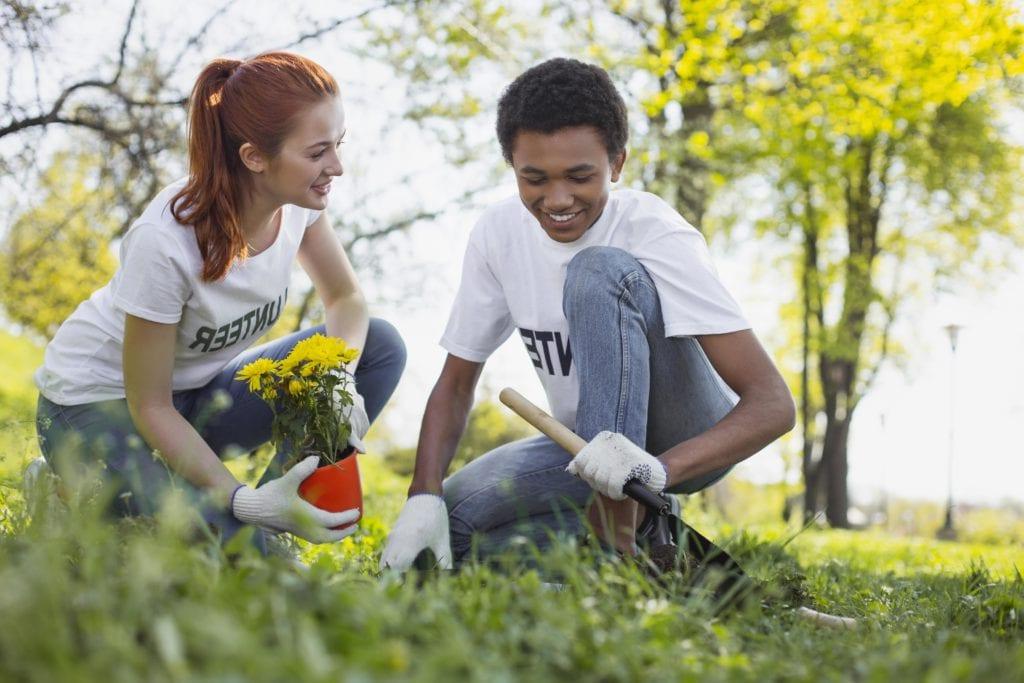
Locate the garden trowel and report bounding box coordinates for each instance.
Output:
[498,387,858,629]
[497,387,747,601]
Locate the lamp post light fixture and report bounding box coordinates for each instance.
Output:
[936,323,963,541]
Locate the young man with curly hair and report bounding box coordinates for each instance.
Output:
[380,58,795,570]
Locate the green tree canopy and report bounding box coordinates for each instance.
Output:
[1,152,118,339]
[592,0,1024,525]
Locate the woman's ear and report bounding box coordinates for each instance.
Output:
[239,142,266,173]
[610,149,628,182]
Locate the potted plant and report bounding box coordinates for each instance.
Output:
[235,334,363,529]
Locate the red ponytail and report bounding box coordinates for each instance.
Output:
[171,52,338,282]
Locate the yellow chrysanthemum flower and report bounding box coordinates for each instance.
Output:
[284,334,359,374]
[235,357,279,392]
[287,378,307,396]
[286,334,334,363]
[277,355,300,376]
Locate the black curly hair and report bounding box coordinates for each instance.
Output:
[496,58,628,164]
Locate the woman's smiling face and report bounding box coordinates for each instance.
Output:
[260,95,346,210]
[511,126,625,243]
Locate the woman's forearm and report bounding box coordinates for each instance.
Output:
[323,292,369,372]
[129,403,241,501]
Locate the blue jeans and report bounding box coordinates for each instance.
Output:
[35,318,406,551]
[443,247,736,563]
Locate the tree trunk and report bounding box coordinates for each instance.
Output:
[800,185,825,523]
[803,459,824,524]
[800,276,821,523]
[822,414,852,527]
[810,140,885,528]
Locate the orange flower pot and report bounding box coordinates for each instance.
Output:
[297,456,363,530]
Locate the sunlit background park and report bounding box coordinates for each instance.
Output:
[1,1,1022,680]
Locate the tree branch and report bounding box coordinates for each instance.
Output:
[165,0,237,76]
[0,0,140,139]
[273,0,417,51]
[292,183,491,331]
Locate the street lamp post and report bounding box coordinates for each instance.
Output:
[937,323,962,541]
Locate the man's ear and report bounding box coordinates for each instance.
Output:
[610,149,627,182]
[239,142,266,173]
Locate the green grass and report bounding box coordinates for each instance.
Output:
[1,329,1022,680]
[0,454,1021,683]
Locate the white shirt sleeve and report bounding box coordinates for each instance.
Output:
[440,226,515,362]
[111,222,192,324]
[305,209,323,227]
[636,226,750,337]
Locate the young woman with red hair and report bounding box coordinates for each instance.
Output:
[31,52,406,551]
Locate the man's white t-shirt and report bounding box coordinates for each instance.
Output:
[35,179,321,405]
[441,189,749,430]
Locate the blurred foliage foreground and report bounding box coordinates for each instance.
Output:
[0,455,1020,682]
[1,334,1023,681]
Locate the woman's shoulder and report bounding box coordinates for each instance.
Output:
[121,179,200,264]
[136,177,191,227]
[282,204,322,234]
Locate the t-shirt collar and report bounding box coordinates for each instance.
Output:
[522,192,619,252]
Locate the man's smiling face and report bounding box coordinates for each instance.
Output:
[511,126,626,243]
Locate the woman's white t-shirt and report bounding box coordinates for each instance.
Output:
[35,179,320,405]
[440,189,749,430]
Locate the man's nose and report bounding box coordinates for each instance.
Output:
[543,183,574,212]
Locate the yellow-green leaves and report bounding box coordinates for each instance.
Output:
[0,153,118,339]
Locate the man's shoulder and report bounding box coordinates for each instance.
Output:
[469,195,527,247]
[612,189,698,236]
[477,195,524,227]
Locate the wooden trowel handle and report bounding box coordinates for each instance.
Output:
[498,388,586,455]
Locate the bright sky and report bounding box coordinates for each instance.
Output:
[7,1,1023,508]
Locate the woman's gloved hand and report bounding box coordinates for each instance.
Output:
[336,385,370,453]
[231,456,359,543]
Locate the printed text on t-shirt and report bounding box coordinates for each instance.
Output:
[189,288,288,353]
[519,327,572,376]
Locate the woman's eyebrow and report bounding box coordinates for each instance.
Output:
[305,130,347,150]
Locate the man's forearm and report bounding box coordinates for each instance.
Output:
[659,387,795,486]
[408,383,475,496]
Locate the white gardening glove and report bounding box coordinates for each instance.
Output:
[231,456,360,543]
[565,431,668,501]
[379,494,453,570]
[336,386,370,453]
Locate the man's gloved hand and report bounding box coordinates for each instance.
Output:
[379,494,453,570]
[231,456,360,543]
[565,431,668,501]
[336,385,370,453]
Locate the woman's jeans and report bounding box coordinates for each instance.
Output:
[443,247,737,563]
[36,318,406,551]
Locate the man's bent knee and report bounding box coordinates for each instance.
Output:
[565,246,642,286]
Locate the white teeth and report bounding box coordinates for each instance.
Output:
[548,212,577,223]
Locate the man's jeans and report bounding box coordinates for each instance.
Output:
[443,247,737,563]
[36,318,406,551]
